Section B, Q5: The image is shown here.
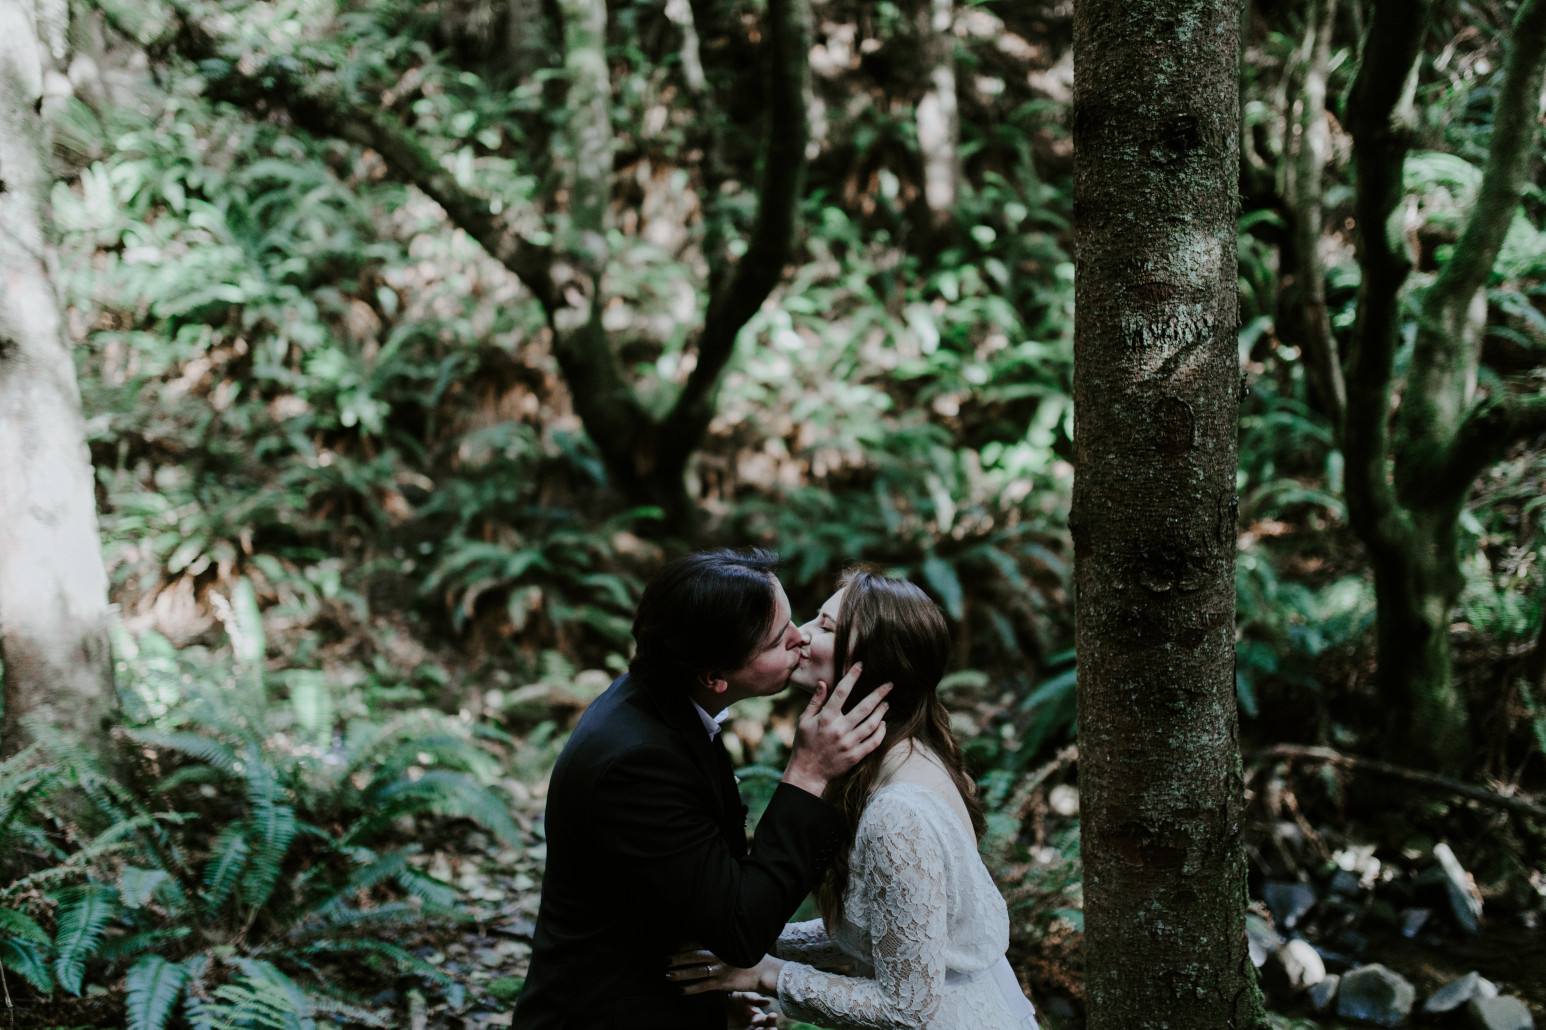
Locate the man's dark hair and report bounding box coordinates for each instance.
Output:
[629,548,782,689]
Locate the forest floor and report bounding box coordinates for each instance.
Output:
[353,751,1544,1030]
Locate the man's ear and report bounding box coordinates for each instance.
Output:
[698,671,730,696]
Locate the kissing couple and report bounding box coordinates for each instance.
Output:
[514,548,1038,1029]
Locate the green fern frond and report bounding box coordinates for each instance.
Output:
[356,770,521,846]
[155,763,229,795]
[0,741,45,782]
[51,882,119,995]
[296,937,457,989]
[203,822,252,914]
[118,866,171,909]
[0,906,50,945]
[241,802,297,909]
[126,953,190,1030]
[0,935,56,993]
[96,924,192,961]
[179,955,217,1030]
[305,993,390,1028]
[395,867,457,908]
[212,958,316,1030]
[124,730,240,775]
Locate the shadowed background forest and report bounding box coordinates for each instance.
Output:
[1,0,1544,1026]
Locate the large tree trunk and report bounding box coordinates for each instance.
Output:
[0,0,118,758]
[1071,2,1263,1028]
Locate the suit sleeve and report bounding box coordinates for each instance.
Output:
[591,744,845,967]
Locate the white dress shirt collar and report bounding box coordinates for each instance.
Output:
[691,699,731,740]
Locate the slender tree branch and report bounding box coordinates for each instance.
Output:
[1339,0,1430,559]
[1282,0,1346,429]
[1429,0,1546,304]
[144,0,563,314]
[1396,0,1546,496]
[660,0,810,457]
[1255,743,1546,821]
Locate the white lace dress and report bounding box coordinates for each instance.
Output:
[773,781,1038,1030]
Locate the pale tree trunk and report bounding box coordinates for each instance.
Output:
[914,0,959,239]
[0,0,118,758]
[1071,1,1263,1028]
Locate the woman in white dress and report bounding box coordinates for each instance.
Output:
[669,568,1038,1030]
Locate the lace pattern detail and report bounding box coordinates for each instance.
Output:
[775,783,1035,1030]
[775,919,853,971]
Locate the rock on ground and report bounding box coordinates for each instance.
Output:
[1336,963,1416,1028]
[1465,995,1535,1030]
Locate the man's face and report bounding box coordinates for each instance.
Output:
[719,580,804,704]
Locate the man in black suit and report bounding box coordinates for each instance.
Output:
[513,549,890,1029]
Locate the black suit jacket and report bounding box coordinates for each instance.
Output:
[513,673,845,1030]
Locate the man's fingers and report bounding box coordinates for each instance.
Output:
[842,681,892,725]
[801,680,828,720]
[666,949,719,972]
[857,718,886,756]
[826,661,863,709]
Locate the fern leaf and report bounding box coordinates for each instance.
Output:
[369,770,522,846]
[96,925,192,962]
[52,882,118,995]
[0,906,50,944]
[179,955,217,1030]
[126,954,189,1030]
[241,802,297,909]
[0,936,55,993]
[202,822,251,914]
[118,866,171,909]
[124,729,239,774]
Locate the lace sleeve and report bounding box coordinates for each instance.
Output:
[774,919,851,971]
[776,798,948,1029]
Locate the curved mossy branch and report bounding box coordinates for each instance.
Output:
[1432,389,1546,500]
[659,0,811,466]
[1339,0,1430,559]
[1396,0,1546,497]
[143,0,563,315]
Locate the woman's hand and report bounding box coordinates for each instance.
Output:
[666,948,785,996]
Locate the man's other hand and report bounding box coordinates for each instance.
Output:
[727,991,777,1029]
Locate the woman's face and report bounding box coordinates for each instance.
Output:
[789,588,845,694]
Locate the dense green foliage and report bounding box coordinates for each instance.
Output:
[0,594,520,1028]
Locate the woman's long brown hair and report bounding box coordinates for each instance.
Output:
[813,567,986,931]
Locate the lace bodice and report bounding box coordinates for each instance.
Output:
[774,781,1037,1030]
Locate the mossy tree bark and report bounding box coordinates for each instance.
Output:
[1342,0,1546,773]
[1280,0,1345,428]
[136,0,813,538]
[1072,2,1264,1028]
[0,0,119,759]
